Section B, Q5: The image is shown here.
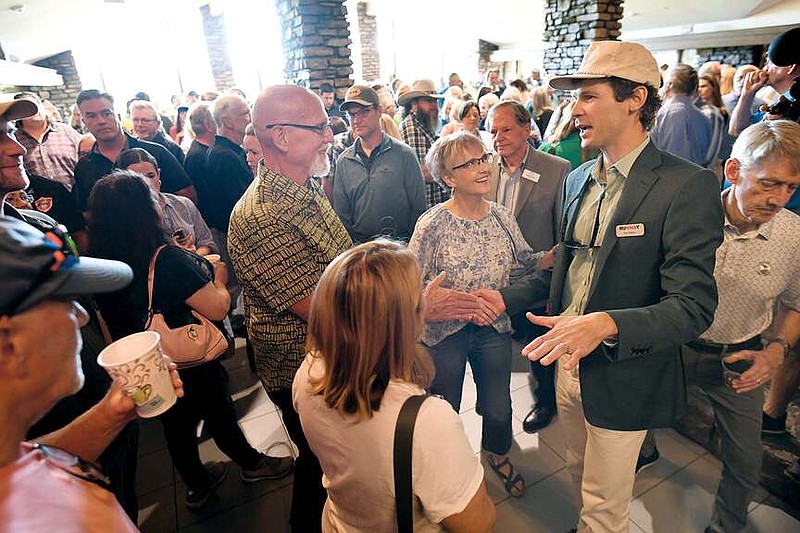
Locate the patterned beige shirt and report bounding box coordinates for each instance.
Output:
[701,195,800,344]
[228,165,352,391]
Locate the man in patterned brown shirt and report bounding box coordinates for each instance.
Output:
[228,85,352,533]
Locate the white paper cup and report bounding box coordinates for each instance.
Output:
[97,331,177,418]
[204,254,221,264]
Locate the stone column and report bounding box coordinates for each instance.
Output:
[200,3,236,92]
[357,1,380,81]
[542,0,623,76]
[18,51,83,121]
[274,0,353,96]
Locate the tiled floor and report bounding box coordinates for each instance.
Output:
[137,343,800,532]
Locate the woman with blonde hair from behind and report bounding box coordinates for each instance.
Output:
[293,240,495,533]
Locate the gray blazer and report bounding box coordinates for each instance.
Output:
[502,141,723,430]
[487,144,570,253]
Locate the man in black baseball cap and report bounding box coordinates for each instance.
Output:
[729,26,799,136]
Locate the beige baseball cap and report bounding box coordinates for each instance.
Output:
[549,41,662,90]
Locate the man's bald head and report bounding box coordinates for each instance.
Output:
[252,85,333,183]
[253,85,326,146]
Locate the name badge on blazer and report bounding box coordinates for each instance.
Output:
[615,223,645,238]
[522,169,540,182]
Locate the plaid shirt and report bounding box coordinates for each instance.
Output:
[228,165,352,391]
[16,122,82,191]
[401,112,447,208]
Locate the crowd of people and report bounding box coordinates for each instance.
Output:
[0,24,799,533]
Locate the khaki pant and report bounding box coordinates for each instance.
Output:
[557,359,647,533]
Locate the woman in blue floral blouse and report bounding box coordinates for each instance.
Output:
[408,131,547,498]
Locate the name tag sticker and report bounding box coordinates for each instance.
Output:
[522,169,540,182]
[615,223,645,238]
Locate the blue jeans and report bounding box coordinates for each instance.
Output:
[428,324,513,455]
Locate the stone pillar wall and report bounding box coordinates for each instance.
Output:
[18,50,82,121]
[274,0,353,97]
[200,4,236,92]
[357,2,379,82]
[696,46,764,68]
[542,0,623,76]
[478,39,502,82]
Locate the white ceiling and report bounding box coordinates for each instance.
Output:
[0,0,796,69]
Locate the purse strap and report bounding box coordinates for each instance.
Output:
[146,245,168,323]
[393,394,429,533]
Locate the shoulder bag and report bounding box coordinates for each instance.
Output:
[393,394,430,533]
[145,245,228,369]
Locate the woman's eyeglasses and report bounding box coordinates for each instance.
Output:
[452,153,491,171]
[30,443,111,489]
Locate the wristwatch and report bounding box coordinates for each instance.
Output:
[769,337,791,359]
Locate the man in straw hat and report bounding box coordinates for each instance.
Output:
[399,79,447,208]
[494,41,723,531]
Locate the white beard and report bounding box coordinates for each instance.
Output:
[310,148,331,178]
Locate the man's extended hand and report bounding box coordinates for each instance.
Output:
[470,289,505,326]
[725,344,784,394]
[521,312,618,370]
[424,272,487,322]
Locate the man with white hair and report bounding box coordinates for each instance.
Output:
[129,99,185,164]
[641,120,800,533]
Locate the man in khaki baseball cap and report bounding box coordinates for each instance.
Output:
[501,40,723,532]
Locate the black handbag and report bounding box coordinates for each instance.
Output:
[393,394,430,533]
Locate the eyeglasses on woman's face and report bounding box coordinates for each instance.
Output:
[451,153,490,171]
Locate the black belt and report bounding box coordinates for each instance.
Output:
[685,335,762,356]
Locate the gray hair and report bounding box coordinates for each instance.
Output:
[128,99,159,120]
[486,100,531,131]
[731,120,800,174]
[188,102,214,136]
[213,94,247,126]
[425,131,486,188]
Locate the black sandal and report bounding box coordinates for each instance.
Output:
[488,455,526,497]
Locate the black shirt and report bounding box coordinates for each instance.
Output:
[25,174,86,233]
[73,132,193,211]
[203,135,253,231]
[151,130,185,165]
[184,140,211,208]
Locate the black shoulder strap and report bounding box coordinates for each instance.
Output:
[393,394,429,533]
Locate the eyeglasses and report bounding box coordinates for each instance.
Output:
[563,188,606,250]
[264,121,332,135]
[30,443,111,489]
[346,107,374,120]
[452,153,490,171]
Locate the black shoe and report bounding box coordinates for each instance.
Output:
[762,411,787,436]
[635,446,660,474]
[240,453,294,483]
[186,462,228,510]
[522,405,555,433]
